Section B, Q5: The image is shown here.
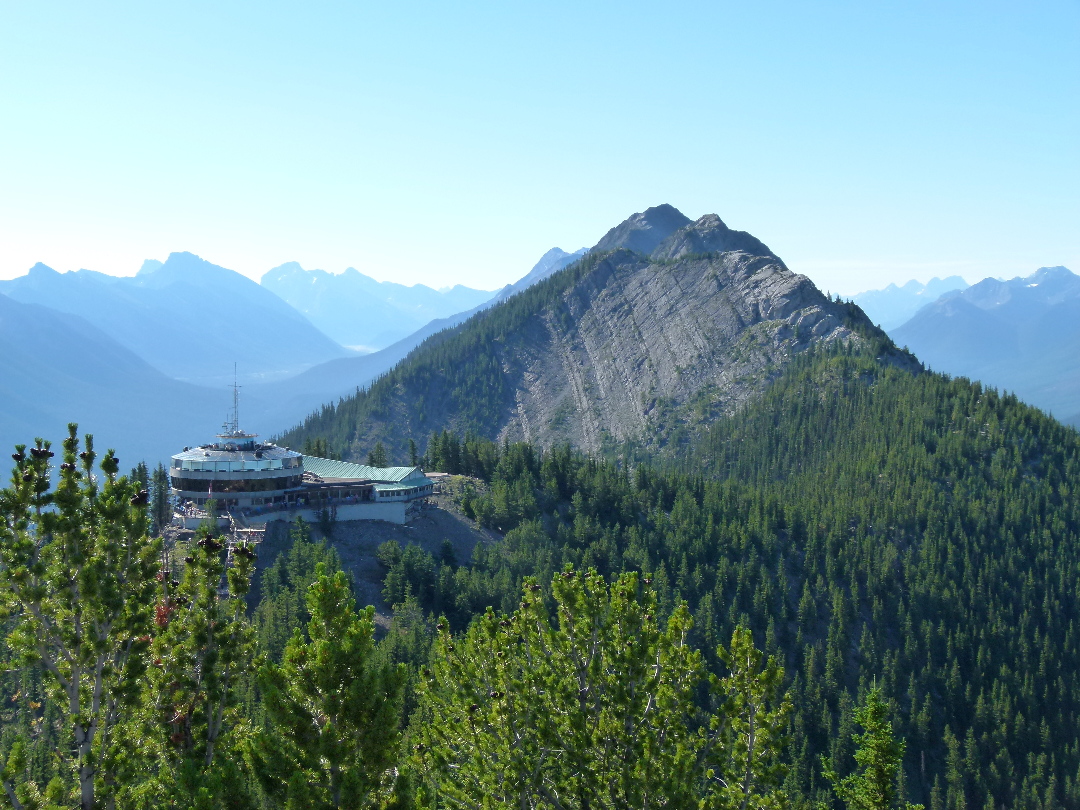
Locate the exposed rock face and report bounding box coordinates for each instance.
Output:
[497,230,867,453]
[592,204,692,255]
[651,214,778,261]
[280,205,897,460]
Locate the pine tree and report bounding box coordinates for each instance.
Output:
[130,460,149,489]
[247,564,405,809]
[0,425,160,810]
[822,687,923,810]
[123,509,257,809]
[413,568,713,809]
[367,441,389,468]
[706,626,791,809]
[150,462,171,535]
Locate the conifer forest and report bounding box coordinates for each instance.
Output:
[3,343,1080,809]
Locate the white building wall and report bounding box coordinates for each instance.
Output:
[249,501,408,526]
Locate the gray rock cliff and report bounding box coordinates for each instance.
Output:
[497,236,872,454]
[282,206,898,460]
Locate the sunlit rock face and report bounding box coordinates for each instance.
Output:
[498,211,878,453]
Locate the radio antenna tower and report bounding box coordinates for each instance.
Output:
[230,362,241,434]
[216,364,257,442]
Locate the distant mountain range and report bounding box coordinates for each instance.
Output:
[0,245,592,464]
[490,247,588,303]
[891,266,1080,426]
[279,204,905,460]
[6,220,1074,470]
[0,293,233,464]
[243,246,592,430]
[852,275,970,331]
[0,253,348,385]
[260,264,496,351]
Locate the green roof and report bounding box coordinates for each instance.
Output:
[374,482,432,492]
[302,456,426,483]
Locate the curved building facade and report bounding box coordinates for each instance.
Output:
[170,388,434,525]
[170,430,303,509]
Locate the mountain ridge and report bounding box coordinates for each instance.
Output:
[0,252,348,385]
[260,262,495,351]
[0,292,237,463]
[853,275,970,330]
[278,206,908,461]
[892,265,1080,420]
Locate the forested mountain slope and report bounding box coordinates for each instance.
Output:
[279,206,902,461]
[407,345,1080,808]
[242,246,591,431]
[273,206,1080,807]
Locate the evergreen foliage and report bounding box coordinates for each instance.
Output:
[251,518,343,663]
[709,625,791,809]
[367,442,389,469]
[121,510,257,810]
[150,462,171,535]
[5,332,1080,808]
[822,687,922,810]
[302,437,340,461]
[372,345,1080,809]
[276,250,609,461]
[248,565,405,809]
[0,425,159,810]
[411,567,789,809]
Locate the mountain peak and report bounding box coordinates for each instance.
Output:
[1026,265,1074,284]
[650,214,778,262]
[262,261,310,285]
[28,262,59,277]
[278,213,893,460]
[592,204,692,255]
[163,251,212,267]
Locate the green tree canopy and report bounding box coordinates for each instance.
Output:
[0,425,160,810]
[412,567,789,810]
[248,564,405,809]
[822,687,922,810]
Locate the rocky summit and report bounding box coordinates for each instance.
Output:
[498,211,886,453]
[280,205,903,459]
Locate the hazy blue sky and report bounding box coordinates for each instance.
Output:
[1,1,1076,294]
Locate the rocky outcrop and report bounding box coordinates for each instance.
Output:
[497,233,869,453]
[592,204,692,255]
[280,205,898,460]
[651,214,778,262]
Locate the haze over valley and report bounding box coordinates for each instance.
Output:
[2,208,1076,463]
[0,238,599,462]
[2,3,1077,807]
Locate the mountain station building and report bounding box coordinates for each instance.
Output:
[170,425,433,527]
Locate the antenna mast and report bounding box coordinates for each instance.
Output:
[231,362,240,434]
[216,364,256,441]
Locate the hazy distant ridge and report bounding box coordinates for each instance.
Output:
[0,293,233,463]
[0,252,348,385]
[890,266,1080,422]
[853,275,969,330]
[261,263,495,351]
